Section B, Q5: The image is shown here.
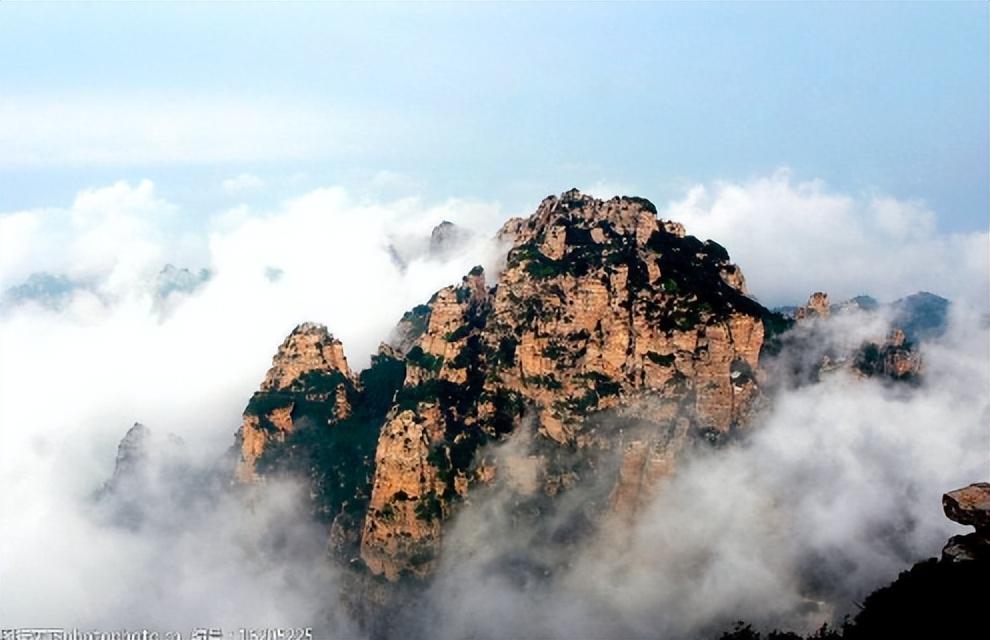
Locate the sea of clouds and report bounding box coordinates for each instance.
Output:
[0,175,986,637]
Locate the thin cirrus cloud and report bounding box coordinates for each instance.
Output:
[0,94,398,167]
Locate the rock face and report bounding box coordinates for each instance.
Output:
[360,407,447,579]
[233,323,407,549]
[942,482,990,562]
[237,190,770,582]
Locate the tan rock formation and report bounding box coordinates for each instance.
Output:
[360,407,448,580]
[609,417,691,520]
[261,322,353,390]
[944,483,990,532]
[879,329,921,379]
[233,323,356,483]
[795,292,830,321]
[941,482,990,563]
[852,327,923,381]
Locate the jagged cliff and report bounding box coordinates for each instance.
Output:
[231,190,773,581]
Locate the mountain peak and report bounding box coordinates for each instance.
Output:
[500,190,662,250]
[261,322,353,392]
[233,322,359,484]
[429,220,468,258]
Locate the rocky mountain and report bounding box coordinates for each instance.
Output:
[890,291,951,342]
[98,422,193,528]
[2,271,82,311]
[387,220,473,271]
[155,264,211,299]
[767,291,923,386]
[776,291,951,344]
[2,263,211,313]
[89,188,978,638]
[428,220,470,258]
[232,189,773,581]
[89,188,980,638]
[229,191,938,586]
[102,422,157,494]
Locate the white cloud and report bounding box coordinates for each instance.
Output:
[664,170,990,310]
[0,179,180,294]
[0,179,508,447]
[0,210,42,285]
[221,173,266,194]
[1,176,986,636]
[0,180,512,630]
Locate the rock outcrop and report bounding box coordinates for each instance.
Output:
[781,291,951,345]
[942,482,990,562]
[155,264,211,300]
[854,328,922,380]
[104,422,154,490]
[234,325,407,551]
[360,407,448,579]
[794,292,830,321]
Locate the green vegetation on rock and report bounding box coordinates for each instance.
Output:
[406,346,444,373]
[255,353,406,523]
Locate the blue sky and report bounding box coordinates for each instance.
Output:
[0,1,987,233]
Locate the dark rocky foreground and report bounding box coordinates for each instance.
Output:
[717,483,990,640]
